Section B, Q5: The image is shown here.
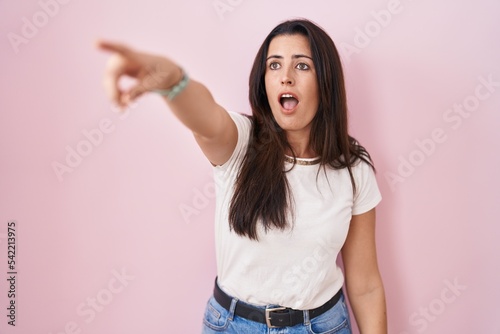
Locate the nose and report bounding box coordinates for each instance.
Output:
[281,66,294,86]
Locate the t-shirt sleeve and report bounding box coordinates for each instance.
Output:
[351,160,382,215]
[213,111,251,174]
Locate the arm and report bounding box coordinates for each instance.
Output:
[341,208,387,334]
[96,41,237,166]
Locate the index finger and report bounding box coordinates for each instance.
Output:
[95,40,133,57]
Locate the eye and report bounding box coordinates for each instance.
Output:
[269,62,281,70]
[296,62,310,70]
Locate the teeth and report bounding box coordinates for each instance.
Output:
[281,94,294,98]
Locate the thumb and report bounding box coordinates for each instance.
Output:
[123,83,148,105]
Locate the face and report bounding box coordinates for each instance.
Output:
[265,34,319,140]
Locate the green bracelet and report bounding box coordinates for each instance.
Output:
[153,69,190,101]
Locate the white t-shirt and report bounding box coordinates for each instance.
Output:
[213,111,382,310]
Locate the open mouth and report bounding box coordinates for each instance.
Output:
[279,93,299,111]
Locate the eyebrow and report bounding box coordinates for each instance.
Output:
[266,54,313,61]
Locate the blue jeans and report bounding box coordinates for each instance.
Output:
[202,292,352,334]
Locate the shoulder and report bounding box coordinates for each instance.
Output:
[350,157,381,214]
[227,111,252,132]
[213,111,252,171]
[352,157,374,174]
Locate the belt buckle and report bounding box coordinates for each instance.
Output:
[265,306,287,328]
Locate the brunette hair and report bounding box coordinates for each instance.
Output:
[229,19,374,240]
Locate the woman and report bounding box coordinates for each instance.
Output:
[98,19,387,334]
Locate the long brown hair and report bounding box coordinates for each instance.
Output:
[229,19,374,240]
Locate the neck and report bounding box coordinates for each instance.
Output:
[286,131,316,158]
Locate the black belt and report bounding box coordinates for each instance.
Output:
[213,278,343,328]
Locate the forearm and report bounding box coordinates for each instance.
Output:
[159,69,236,166]
[347,284,387,334]
[163,77,227,139]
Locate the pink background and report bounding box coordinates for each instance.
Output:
[1,0,499,333]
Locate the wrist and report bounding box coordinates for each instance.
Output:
[153,67,190,101]
[166,66,183,88]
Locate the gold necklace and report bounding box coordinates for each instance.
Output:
[284,155,321,166]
